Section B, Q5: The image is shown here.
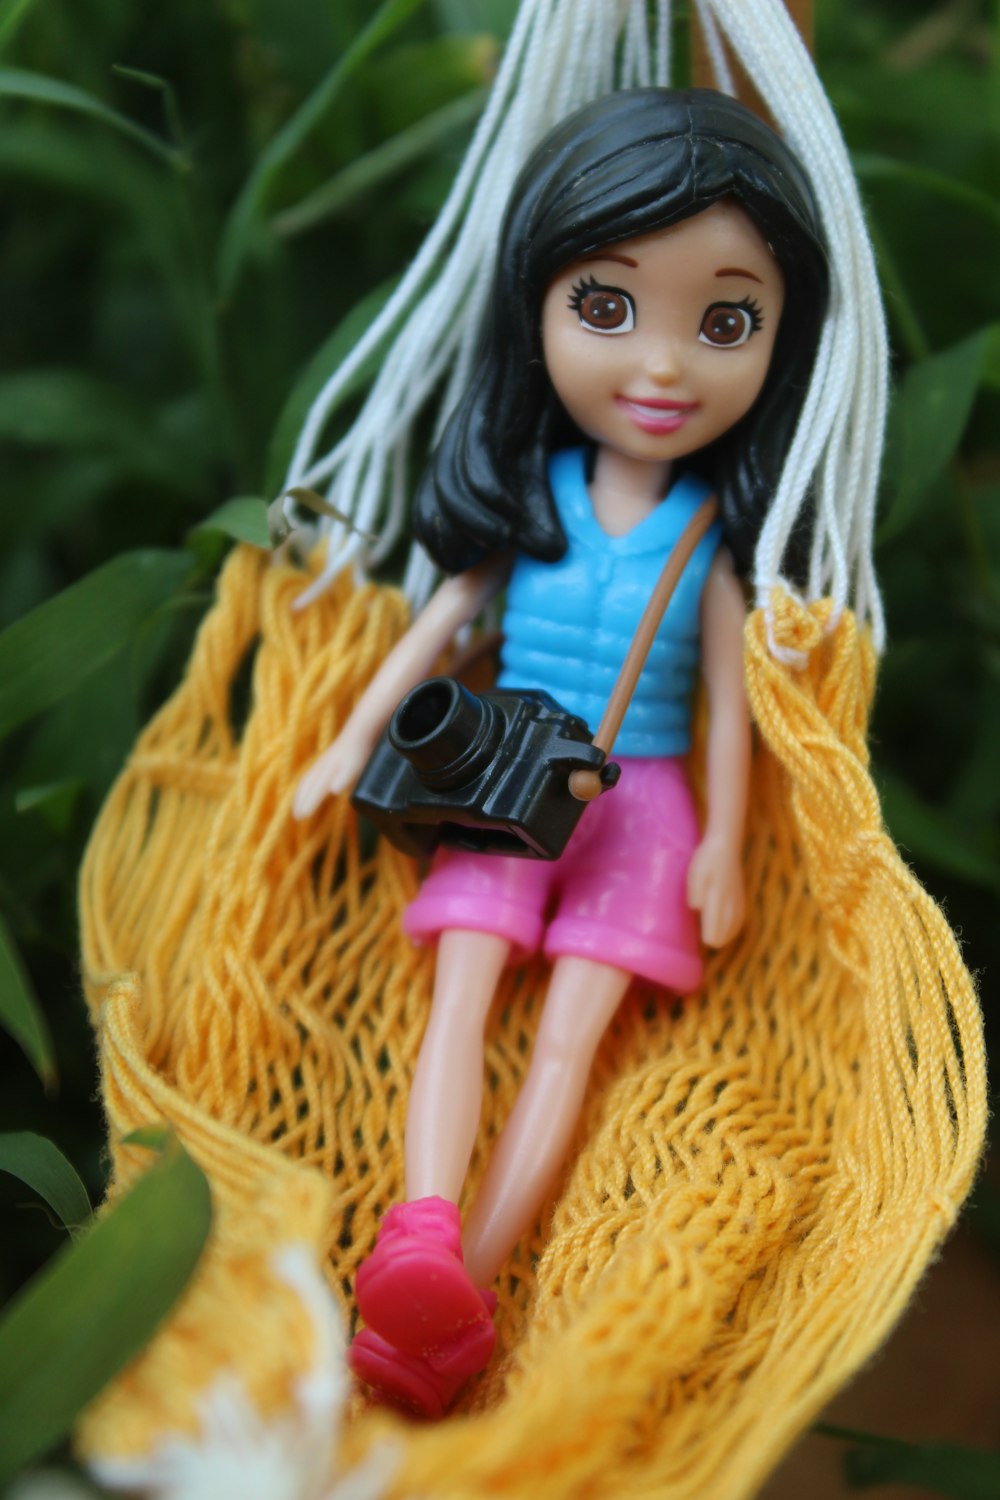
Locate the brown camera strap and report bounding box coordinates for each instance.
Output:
[568,493,720,801]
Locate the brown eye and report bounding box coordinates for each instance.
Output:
[568,277,635,335]
[699,301,761,347]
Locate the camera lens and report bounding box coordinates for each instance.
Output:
[389,677,502,790]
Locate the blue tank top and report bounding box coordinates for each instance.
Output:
[495,448,722,757]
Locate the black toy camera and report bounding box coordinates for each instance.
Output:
[351,677,620,860]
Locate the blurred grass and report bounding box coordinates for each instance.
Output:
[0,0,997,1488]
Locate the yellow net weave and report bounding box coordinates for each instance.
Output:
[78,544,985,1498]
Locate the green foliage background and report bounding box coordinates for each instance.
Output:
[0,0,997,1488]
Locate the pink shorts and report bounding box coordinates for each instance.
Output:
[404,757,704,993]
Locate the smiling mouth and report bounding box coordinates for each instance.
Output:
[615,396,699,434]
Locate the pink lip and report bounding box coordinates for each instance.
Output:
[615,395,699,434]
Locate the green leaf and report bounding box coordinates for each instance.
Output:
[367,33,497,135]
[946,682,1000,824]
[0,0,39,51]
[879,332,988,545]
[0,550,193,743]
[121,1126,172,1151]
[819,1425,1000,1500]
[432,0,515,37]
[0,1139,211,1484]
[0,67,179,166]
[14,778,85,834]
[217,0,430,298]
[981,325,1000,393]
[13,653,145,822]
[0,126,219,387]
[0,1132,92,1232]
[863,209,930,363]
[829,53,1000,146]
[111,65,187,158]
[0,912,56,1087]
[0,371,208,499]
[854,153,1000,235]
[193,497,271,549]
[274,86,485,238]
[879,768,1000,899]
[265,276,399,495]
[5,459,120,550]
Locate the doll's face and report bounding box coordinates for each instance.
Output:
[541,200,785,466]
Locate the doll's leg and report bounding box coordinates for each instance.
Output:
[405,928,510,1200]
[354,928,508,1361]
[462,954,631,1287]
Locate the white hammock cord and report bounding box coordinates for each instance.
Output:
[693,0,736,97]
[655,0,672,88]
[282,0,547,497]
[706,0,888,656]
[291,0,607,601]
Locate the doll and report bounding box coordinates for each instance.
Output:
[293,88,828,1417]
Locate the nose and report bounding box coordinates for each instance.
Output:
[645,341,680,385]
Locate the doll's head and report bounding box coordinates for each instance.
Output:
[415,87,828,577]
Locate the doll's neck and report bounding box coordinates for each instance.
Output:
[588,446,673,538]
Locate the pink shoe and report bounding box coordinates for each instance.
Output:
[349,1329,467,1419]
[349,1290,499,1420]
[355,1197,490,1358]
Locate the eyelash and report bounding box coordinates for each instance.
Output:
[720,296,764,332]
[567,273,606,313]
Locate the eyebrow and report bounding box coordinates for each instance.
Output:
[579,252,639,269]
[715,266,764,284]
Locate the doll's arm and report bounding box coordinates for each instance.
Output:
[686,548,751,947]
[293,554,510,818]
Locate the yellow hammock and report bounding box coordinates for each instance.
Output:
[78,544,985,1498]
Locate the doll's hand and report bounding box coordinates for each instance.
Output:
[686,834,746,948]
[293,723,376,819]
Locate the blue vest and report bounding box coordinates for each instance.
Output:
[496,449,722,757]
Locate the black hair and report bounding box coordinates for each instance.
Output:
[414,87,828,578]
